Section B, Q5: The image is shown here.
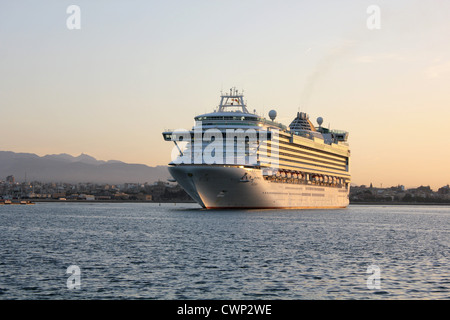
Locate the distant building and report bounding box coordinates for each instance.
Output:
[95,195,110,200]
[136,194,152,201]
[416,186,432,193]
[78,194,95,200]
[113,192,130,200]
[6,175,15,184]
[438,185,450,195]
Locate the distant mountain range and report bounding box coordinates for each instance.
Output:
[0,151,170,184]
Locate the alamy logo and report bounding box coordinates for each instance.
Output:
[366,5,381,30]
[66,265,81,289]
[366,265,381,290]
[169,122,279,169]
[66,5,81,30]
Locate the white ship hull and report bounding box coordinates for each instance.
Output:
[169,165,349,209]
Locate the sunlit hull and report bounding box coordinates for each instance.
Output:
[169,165,349,209]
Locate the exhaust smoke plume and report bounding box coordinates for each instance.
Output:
[300,40,358,110]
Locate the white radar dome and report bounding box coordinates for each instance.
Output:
[317,117,323,126]
[269,110,277,121]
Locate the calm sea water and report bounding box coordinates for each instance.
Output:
[0,202,448,300]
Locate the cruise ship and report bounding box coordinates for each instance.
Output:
[162,88,350,209]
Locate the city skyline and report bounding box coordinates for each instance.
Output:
[1,150,448,192]
[1,1,450,190]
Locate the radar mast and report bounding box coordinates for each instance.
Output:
[218,87,249,113]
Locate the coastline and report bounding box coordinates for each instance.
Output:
[2,199,449,206]
[1,199,196,204]
[350,201,450,206]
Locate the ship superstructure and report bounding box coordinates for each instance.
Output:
[162,88,350,209]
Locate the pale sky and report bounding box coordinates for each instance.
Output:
[1,0,450,189]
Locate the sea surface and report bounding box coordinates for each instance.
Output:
[0,202,448,300]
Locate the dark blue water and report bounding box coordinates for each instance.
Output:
[0,203,448,299]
